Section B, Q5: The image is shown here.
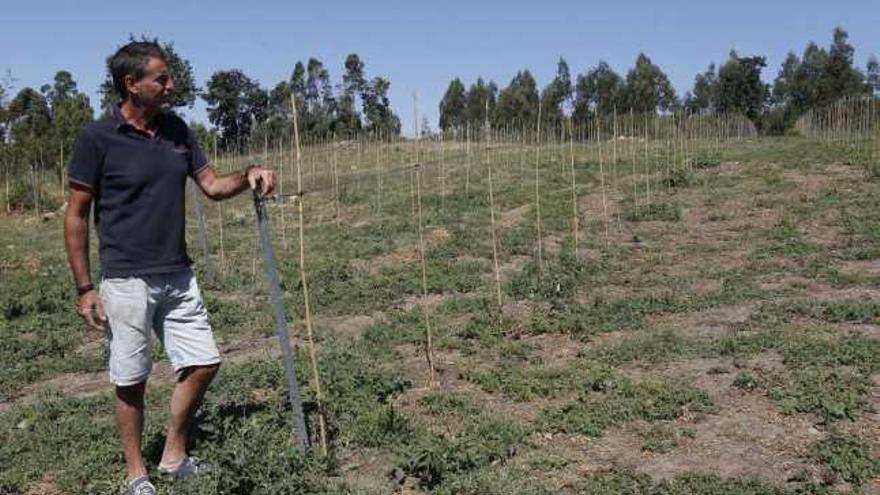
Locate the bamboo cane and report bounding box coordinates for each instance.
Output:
[290,94,328,454]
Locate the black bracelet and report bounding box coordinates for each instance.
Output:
[76,283,94,296]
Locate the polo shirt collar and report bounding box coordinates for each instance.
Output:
[111,103,167,133]
[110,104,130,131]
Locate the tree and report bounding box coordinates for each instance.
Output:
[684,64,718,114]
[289,62,307,127]
[99,35,198,115]
[773,28,869,117]
[189,121,218,158]
[7,88,51,139]
[7,87,52,189]
[540,57,573,128]
[867,56,880,96]
[362,77,400,136]
[40,70,77,111]
[465,78,497,129]
[439,78,466,131]
[772,52,801,107]
[304,57,336,135]
[820,27,867,102]
[572,61,623,122]
[202,69,268,144]
[337,54,367,136]
[343,54,366,99]
[620,53,677,113]
[0,71,14,144]
[716,52,768,122]
[37,71,93,152]
[53,93,93,152]
[494,70,539,128]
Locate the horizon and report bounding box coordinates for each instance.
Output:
[1,0,877,136]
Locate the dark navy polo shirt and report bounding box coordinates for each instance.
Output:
[68,105,209,278]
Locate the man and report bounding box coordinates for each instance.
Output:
[64,41,275,495]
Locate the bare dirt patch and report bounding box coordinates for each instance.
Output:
[357,245,419,275]
[649,305,754,339]
[395,343,543,427]
[545,356,822,486]
[498,204,531,228]
[24,477,63,495]
[522,333,583,367]
[318,314,376,340]
[781,171,828,201]
[839,260,880,277]
[805,284,880,302]
[334,448,398,494]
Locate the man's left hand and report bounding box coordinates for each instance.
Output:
[246,166,276,197]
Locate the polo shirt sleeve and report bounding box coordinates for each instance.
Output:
[68,128,101,189]
[188,129,210,177]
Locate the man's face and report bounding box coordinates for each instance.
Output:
[126,56,175,111]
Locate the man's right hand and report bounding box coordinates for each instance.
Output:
[77,290,106,331]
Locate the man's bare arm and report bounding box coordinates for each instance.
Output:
[193,165,276,201]
[64,183,105,330]
[65,184,94,288]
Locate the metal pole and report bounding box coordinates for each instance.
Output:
[191,181,214,286]
[252,190,309,449]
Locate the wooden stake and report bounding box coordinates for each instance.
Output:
[290,94,328,455]
[486,104,503,311]
[568,117,579,258]
[213,134,225,276]
[535,103,544,279]
[465,122,471,197]
[597,118,609,249]
[332,135,341,230]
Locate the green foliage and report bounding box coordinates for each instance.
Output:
[203,69,268,144]
[439,78,467,131]
[396,415,526,489]
[464,363,579,402]
[99,35,199,113]
[753,216,816,260]
[0,260,104,400]
[507,249,592,302]
[578,471,831,495]
[540,367,714,436]
[716,52,769,122]
[809,431,880,486]
[590,328,703,365]
[690,153,722,169]
[418,392,481,417]
[619,53,678,113]
[361,76,401,136]
[766,366,872,421]
[573,61,624,121]
[623,200,682,222]
[662,168,694,188]
[640,423,694,454]
[0,392,123,493]
[465,78,498,131]
[494,70,539,128]
[772,27,870,122]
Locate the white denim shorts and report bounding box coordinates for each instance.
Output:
[100,269,221,386]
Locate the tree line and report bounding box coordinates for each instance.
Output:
[0,28,877,211]
[0,36,401,210]
[439,27,879,135]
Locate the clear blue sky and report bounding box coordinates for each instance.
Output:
[1,0,877,135]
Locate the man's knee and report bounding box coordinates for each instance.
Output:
[178,363,220,383]
[115,381,147,406]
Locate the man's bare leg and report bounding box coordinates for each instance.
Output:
[159,364,219,469]
[116,382,148,481]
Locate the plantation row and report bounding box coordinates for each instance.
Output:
[1,99,879,492]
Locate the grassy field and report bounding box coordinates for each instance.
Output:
[1,134,878,494]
